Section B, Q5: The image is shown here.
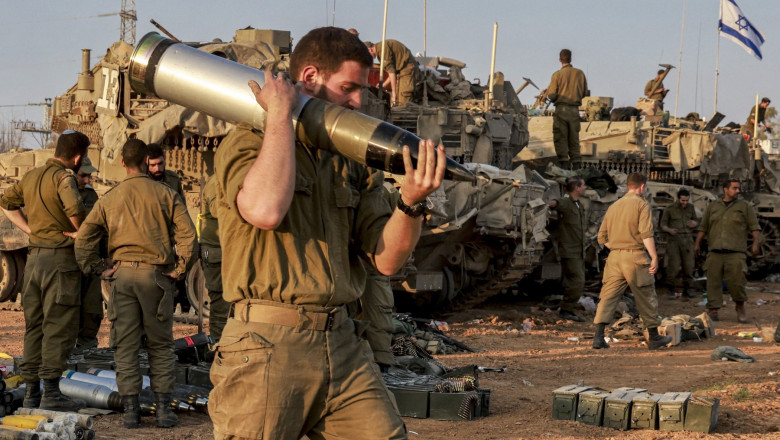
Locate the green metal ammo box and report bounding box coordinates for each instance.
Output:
[602,387,647,430]
[429,391,481,421]
[387,387,430,419]
[631,392,662,429]
[683,395,719,433]
[576,389,609,426]
[552,385,594,420]
[658,392,691,431]
[478,388,491,417]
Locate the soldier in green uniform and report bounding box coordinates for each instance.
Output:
[695,179,759,323]
[547,49,588,170]
[198,174,228,342]
[644,69,669,109]
[592,173,672,350]
[660,188,698,300]
[147,143,191,315]
[366,39,422,106]
[208,27,445,440]
[0,130,89,411]
[75,139,197,428]
[548,176,588,322]
[73,157,103,352]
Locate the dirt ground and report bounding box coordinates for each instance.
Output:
[1,285,778,440]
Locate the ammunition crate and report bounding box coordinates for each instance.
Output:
[552,385,594,421]
[575,389,609,426]
[174,363,189,385]
[429,391,481,421]
[683,396,719,433]
[658,392,690,431]
[187,363,213,389]
[602,387,647,431]
[631,392,662,429]
[388,387,429,418]
[478,388,490,417]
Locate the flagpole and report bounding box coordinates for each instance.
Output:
[714,0,722,114]
[674,0,686,120]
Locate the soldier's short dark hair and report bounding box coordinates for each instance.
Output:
[677,188,690,198]
[722,178,740,189]
[55,130,90,160]
[565,176,584,193]
[559,49,572,64]
[122,139,148,169]
[657,69,665,75]
[626,172,647,189]
[290,27,373,81]
[147,143,165,160]
[761,97,771,104]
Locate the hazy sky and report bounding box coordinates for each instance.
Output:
[1,0,778,149]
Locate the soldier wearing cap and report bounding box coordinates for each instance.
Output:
[75,139,197,428]
[0,130,89,411]
[365,39,422,106]
[198,174,228,342]
[592,172,672,351]
[147,143,191,315]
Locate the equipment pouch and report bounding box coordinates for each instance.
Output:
[55,261,82,306]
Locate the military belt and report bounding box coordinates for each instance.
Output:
[233,301,347,332]
[116,261,161,269]
[28,247,74,255]
[611,248,644,252]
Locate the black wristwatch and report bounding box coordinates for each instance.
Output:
[397,197,426,218]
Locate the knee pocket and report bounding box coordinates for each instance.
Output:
[209,332,273,438]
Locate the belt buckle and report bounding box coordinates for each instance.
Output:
[324,310,337,331]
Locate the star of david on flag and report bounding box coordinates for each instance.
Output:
[719,0,766,60]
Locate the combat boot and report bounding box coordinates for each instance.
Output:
[22,380,41,408]
[40,378,86,412]
[735,301,748,323]
[647,327,672,350]
[558,160,571,171]
[592,323,610,349]
[155,393,178,428]
[122,395,141,429]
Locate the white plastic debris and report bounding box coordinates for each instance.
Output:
[578,296,596,312]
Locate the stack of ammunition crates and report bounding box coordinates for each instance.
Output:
[387,386,491,421]
[552,384,719,433]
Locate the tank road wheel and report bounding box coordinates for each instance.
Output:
[9,251,26,302]
[0,251,19,302]
[186,262,210,318]
[747,218,780,276]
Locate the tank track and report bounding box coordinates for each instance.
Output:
[449,246,541,312]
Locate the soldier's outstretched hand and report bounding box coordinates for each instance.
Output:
[399,140,446,207]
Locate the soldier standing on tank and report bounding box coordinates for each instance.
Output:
[147,143,191,315]
[73,157,104,353]
[0,130,89,411]
[547,49,588,170]
[660,188,699,300]
[694,179,759,323]
[644,69,669,109]
[365,39,422,106]
[75,139,197,428]
[208,27,444,439]
[199,174,229,342]
[548,176,588,322]
[592,172,672,351]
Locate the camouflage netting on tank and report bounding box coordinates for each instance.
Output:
[663,130,751,175]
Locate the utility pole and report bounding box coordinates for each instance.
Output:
[120,0,137,45]
[2,99,52,148]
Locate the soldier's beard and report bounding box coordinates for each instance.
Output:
[150,171,164,181]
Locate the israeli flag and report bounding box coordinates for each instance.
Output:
[719,0,766,60]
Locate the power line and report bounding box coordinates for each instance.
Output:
[0,12,120,27]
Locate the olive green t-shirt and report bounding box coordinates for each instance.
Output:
[75,174,197,276]
[644,78,665,100]
[660,202,697,241]
[214,124,393,305]
[0,159,84,248]
[598,192,653,250]
[698,198,759,252]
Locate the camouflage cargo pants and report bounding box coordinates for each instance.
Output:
[664,237,695,291]
[560,257,585,313]
[77,272,103,345]
[20,249,81,381]
[704,252,747,309]
[109,264,175,395]
[553,105,582,165]
[594,249,661,328]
